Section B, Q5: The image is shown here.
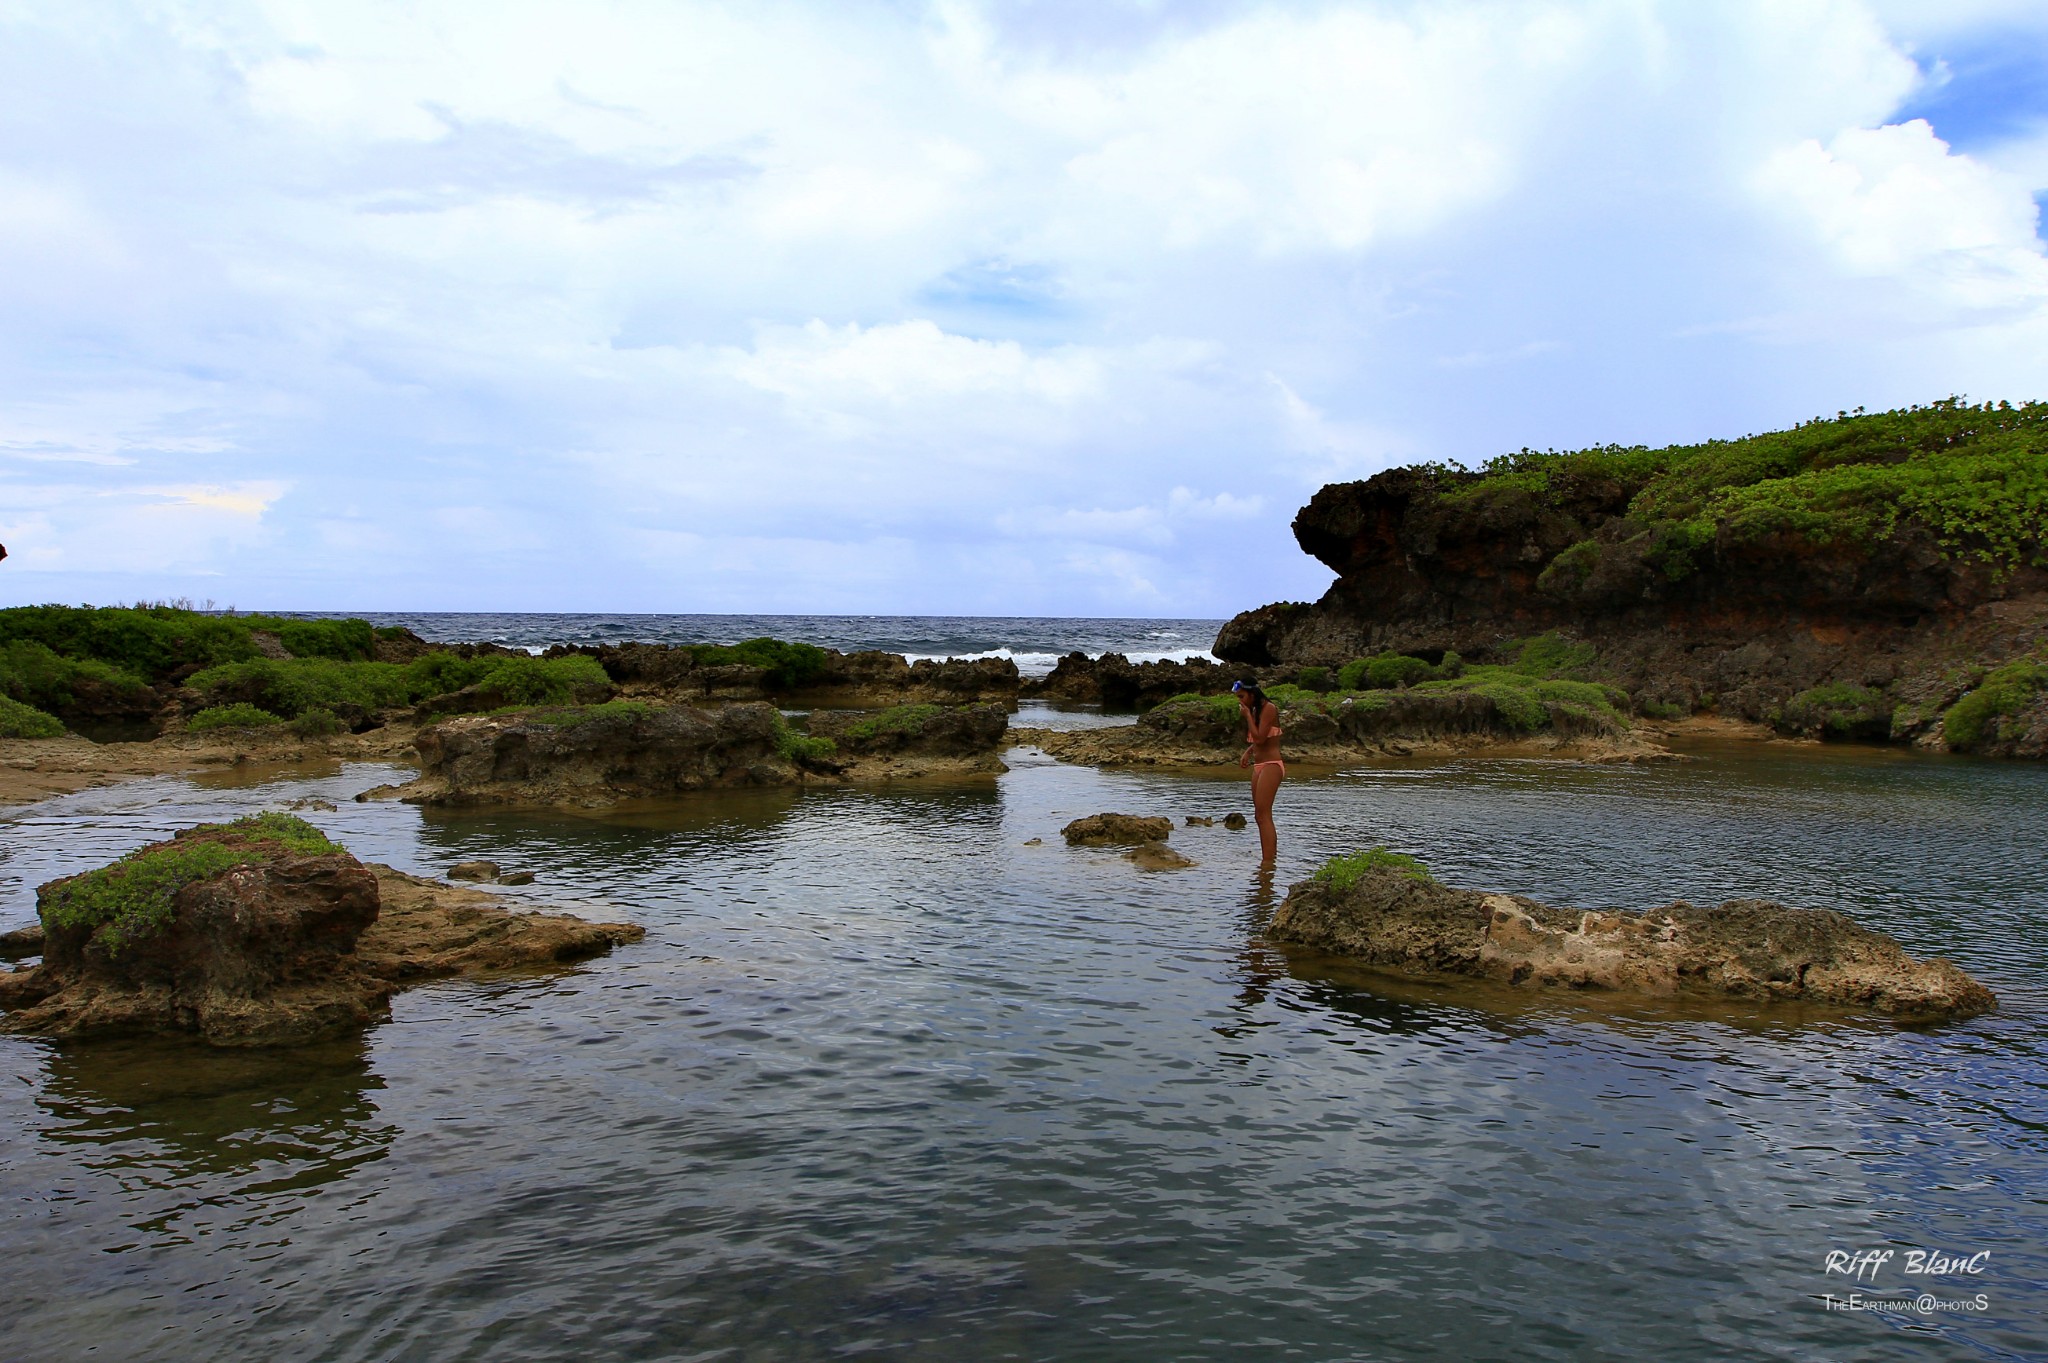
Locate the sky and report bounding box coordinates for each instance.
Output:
[3,0,2048,617]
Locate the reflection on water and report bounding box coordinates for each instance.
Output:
[1,742,2045,1361]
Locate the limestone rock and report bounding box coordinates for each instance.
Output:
[1185,815,1215,826]
[495,871,536,886]
[1126,841,1195,871]
[1223,813,1248,830]
[448,860,500,881]
[0,829,642,1047]
[1062,813,1173,846]
[1267,869,1997,1021]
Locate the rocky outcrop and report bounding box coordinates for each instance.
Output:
[1214,459,2048,751]
[1061,813,1173,845]
[398,702,796,807]
[1019,690,1668,768]
[1267,868,1996,1021]
[802,702,1010,777]
[392,700,1009,807]
[0,827,642,1045]
[557,643,1019,705]
[1023,652,1230,708]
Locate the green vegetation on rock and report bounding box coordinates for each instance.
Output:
[0,694,66,738]
[40,812,342,955]
[1775,683,1889,739]
[1444,399,2048,579]
[771,712,838,763]
[187,653,607,718]
[683,637,830,689]
[187,703,284,731]
[1943,657,2048,751]
[0,640,151,715]
[841,703,945,742]
[1312,846,1435,891]
[515,700,653,727]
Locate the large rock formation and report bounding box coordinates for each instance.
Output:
[1214,411,2048,752]
[0,817,642,1045]
[1268,866,1996,1021]
[399,701,794,806]
[393,700,1009,806]
[1023,652,1231,708]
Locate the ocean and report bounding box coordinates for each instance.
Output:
[289,613,1229,678]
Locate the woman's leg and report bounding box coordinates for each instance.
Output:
[1251,762,1282,864]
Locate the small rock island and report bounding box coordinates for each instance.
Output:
[0,813,642,1046]
[1268,850,1996,1022]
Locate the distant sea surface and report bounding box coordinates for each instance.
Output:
[279,612,1228,678]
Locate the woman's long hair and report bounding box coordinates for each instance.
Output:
[1235,681,1268,711]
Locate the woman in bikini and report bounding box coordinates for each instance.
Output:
[1234,680,1283,865]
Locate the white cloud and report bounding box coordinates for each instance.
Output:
[1,0,2046,614]
[1758,119,2048,306]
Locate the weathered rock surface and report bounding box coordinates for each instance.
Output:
[1,922,47,959]
[1126,841,1195,870]
[1018,689,1669,768]
[1213,466,2048,754]
[803,702,1009,772]
[1023,652,1230,708]
[448,860,501,881]
[1062,813,1173,846]
[1268,869,1996,1021]
[556,643,1020,705]
[0,843,642,1046]
[400,702,797,807]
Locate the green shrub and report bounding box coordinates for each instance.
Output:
[40,813,341,954]
[1295,666,1330,691]
[289,707,347,738]
[770,712,838,763]
[1778,683,1889,738]
[188,702,284,731]
[1640,699,1685,720]
[1312,846,1435,891]
[1942,658,2048,750]
[271,617,376,661]
[684,637,831,689]
[1505,634,1597,679]
[0,694,65,738]
[0,640,151,713]
[473,654,611,705]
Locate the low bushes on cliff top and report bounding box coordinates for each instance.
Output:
[1313,847,1435,890]
[0,694,66,738]
[1773,683,1889,740]
[1440,398,2048,578]
[40,813,342,954]
[0,604,382,681]
[1943,657,2048,751]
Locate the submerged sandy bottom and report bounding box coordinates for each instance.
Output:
[2,740,2044,1362]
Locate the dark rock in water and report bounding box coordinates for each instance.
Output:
[448,860,500,882]
[1186,815,1215,827]
[805,702,1008,758]
[495,871,536,886]
[1223,813,1248,830]
[1026,651,1229,707]
[1,922,48,960]
[1126,841,1195,870]
[1268,869,1997,1021]
[1062,813,1173,846]
[0,823,641,1046]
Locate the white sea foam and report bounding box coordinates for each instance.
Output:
[902,646,1218,679]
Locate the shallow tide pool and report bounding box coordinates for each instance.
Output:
[2,741,2044,1362]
